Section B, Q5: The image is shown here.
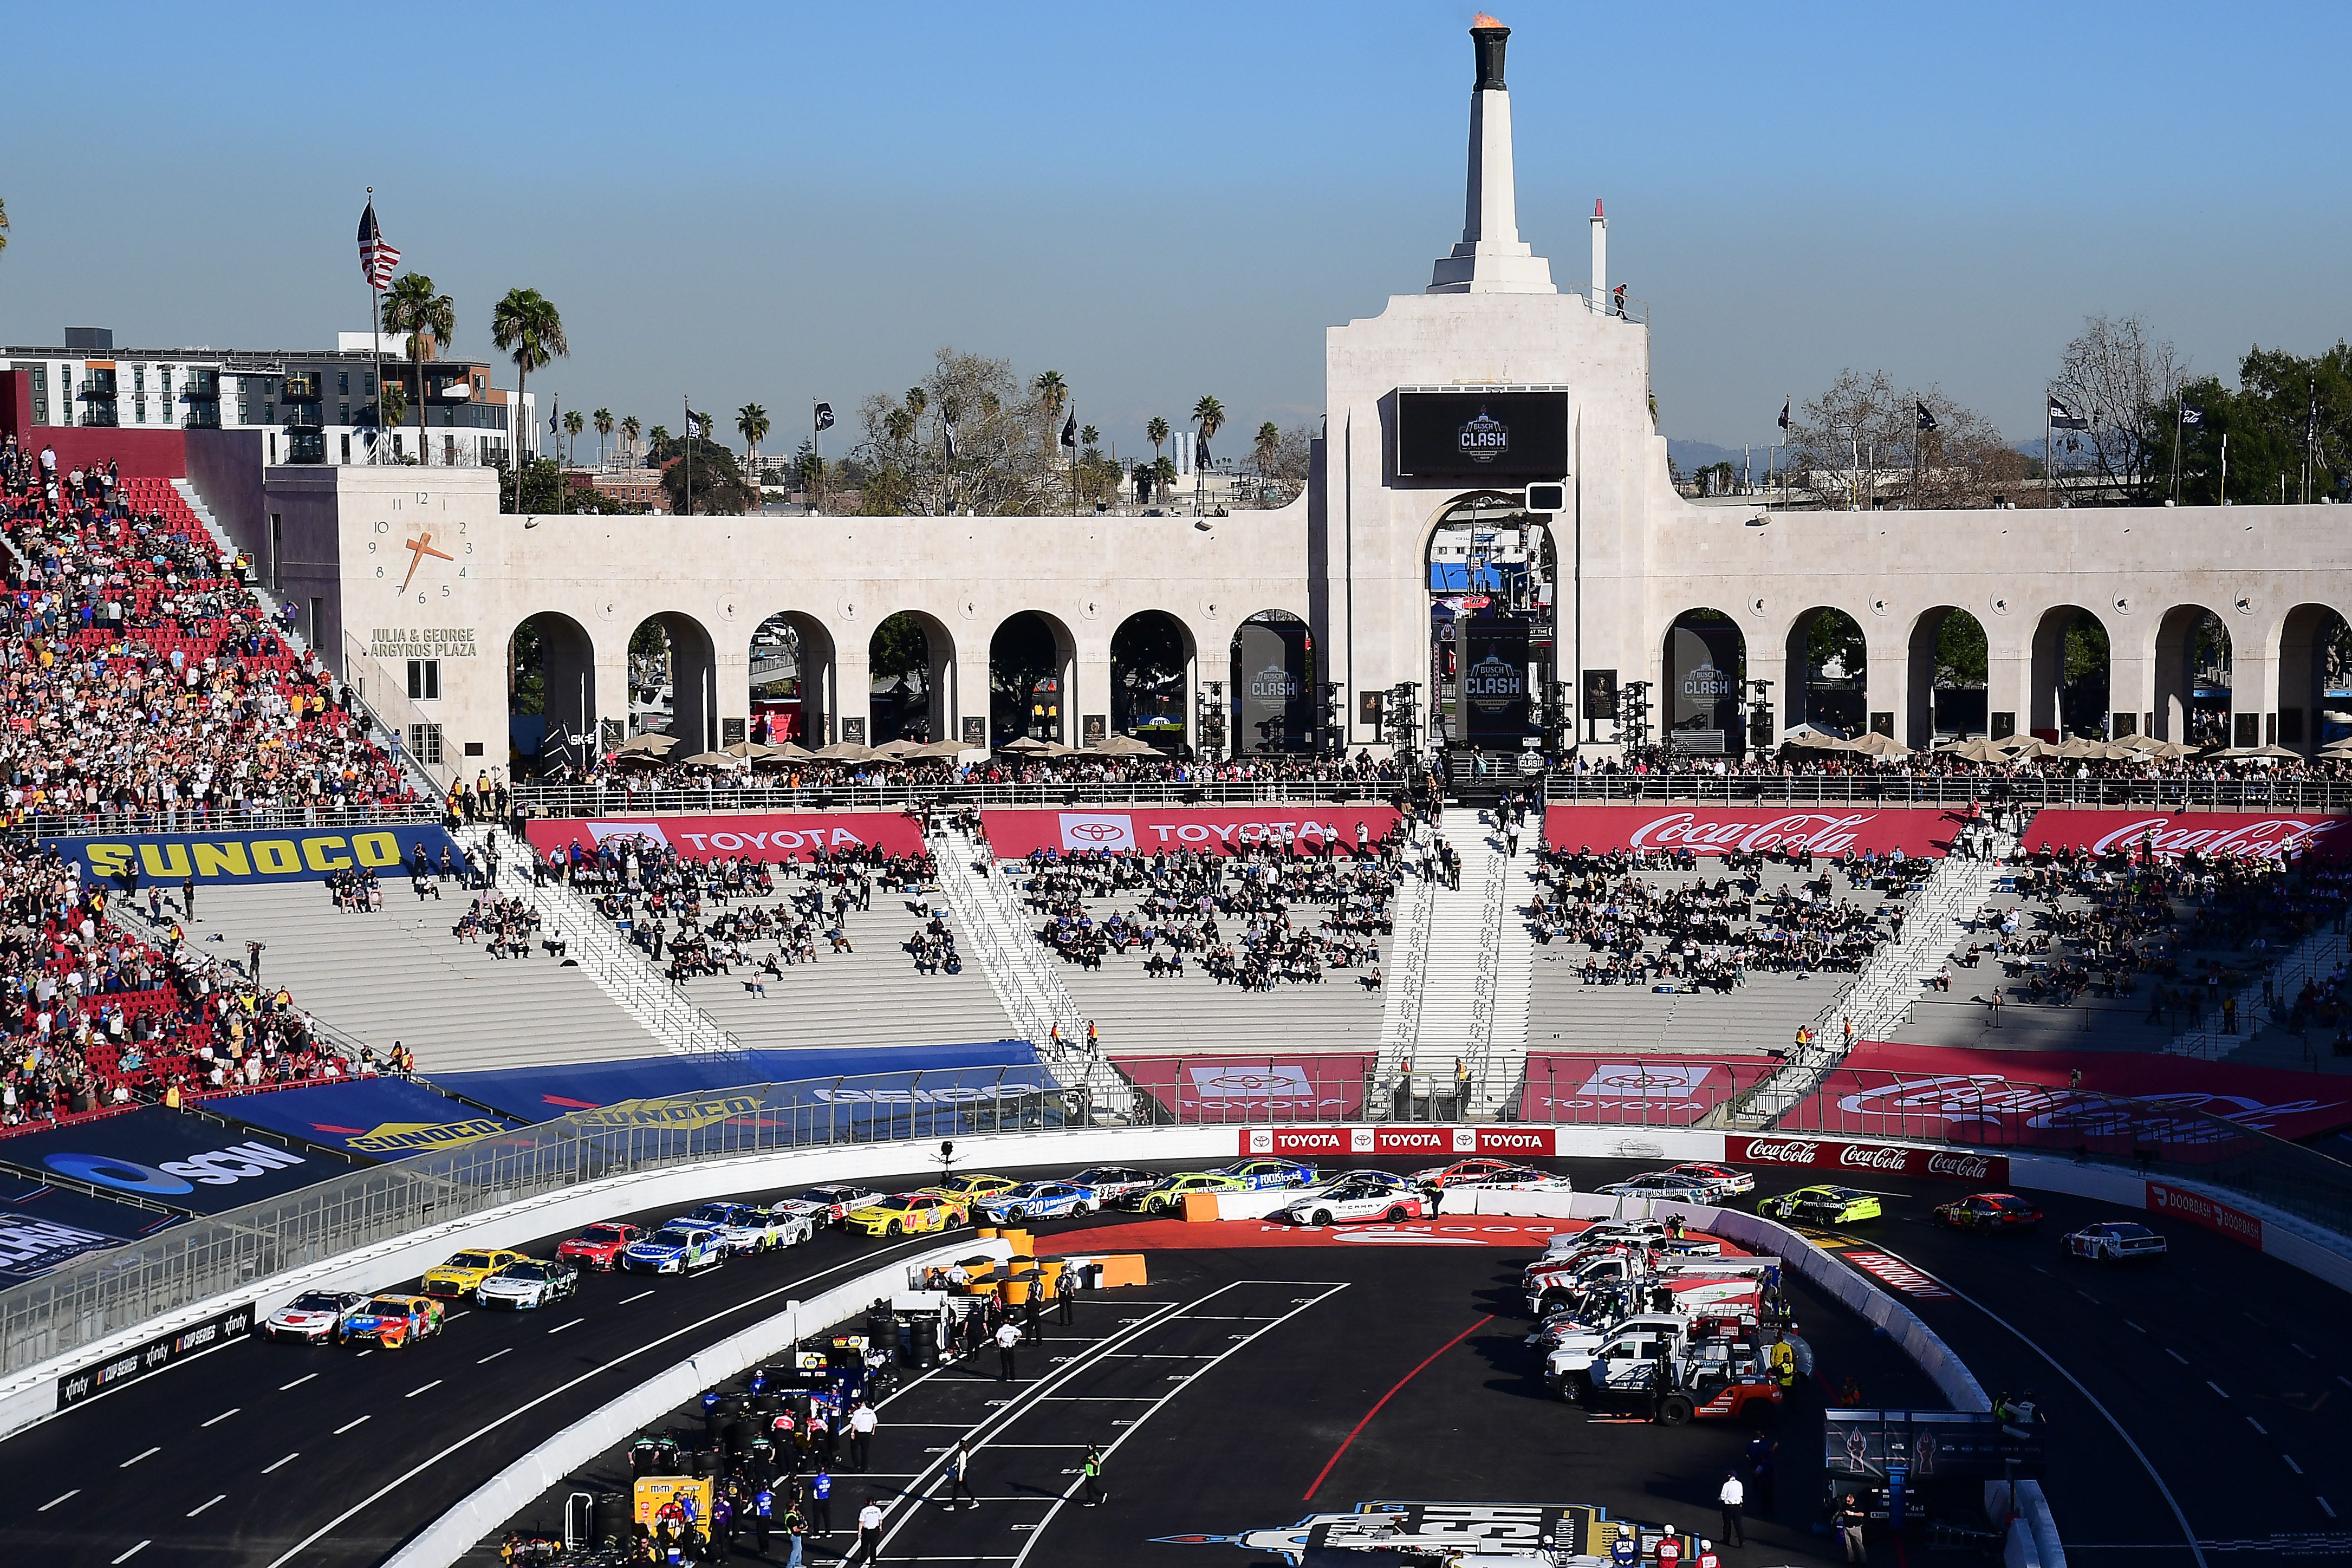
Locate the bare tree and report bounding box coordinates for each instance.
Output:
[853,348,1061,515]
[1791,370,2029,509]
[2050,314,2186,500]
[1789,369,1907,508]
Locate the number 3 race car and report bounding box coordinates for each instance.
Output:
[1933,1193,2045,1233]
[1757,1186,1882,1225]
[340,1294,445,1349]
[2066,1220,2167,1264]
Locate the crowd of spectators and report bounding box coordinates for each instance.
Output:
[0,438,419,826]
[0,839,350,1129]
[1561,740,2352,788]
[1526,844,1932,990]
[557,747,1410,796]
[1014,836,1402,991]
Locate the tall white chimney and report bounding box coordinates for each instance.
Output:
[1589,199,1607,313]
[1428,15,1555,296]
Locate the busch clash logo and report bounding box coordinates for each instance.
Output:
[1457,406,1509,463]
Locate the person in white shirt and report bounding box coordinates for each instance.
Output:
[848,1398,878,1471]
[995,1319,1022,1382]
[1717,1470,1745,1547]
[946,1437,977,1510]
[853,1499,884,1564]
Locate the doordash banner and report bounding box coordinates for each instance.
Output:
[982,806,1399,858]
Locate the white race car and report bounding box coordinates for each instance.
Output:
[678,1201,816,1255]
[782,1185,885,1226]
[1454,1165,1575,1193]
[1283,1175,1430,1226]
[265,1290,369,1343]
[620,1225,726,1274]
[475,1258,582,1310]
[1668,1162,1756,1198]
[2065,1220,2167,1265]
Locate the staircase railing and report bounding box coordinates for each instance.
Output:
[1370,823,1437,1119]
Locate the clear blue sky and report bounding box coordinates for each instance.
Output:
[4,2,2345,457]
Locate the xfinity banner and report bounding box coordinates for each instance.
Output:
[2019,810,2352,863]
[50,824,460,886]
[0,1107,340,1214]
[1232,618,1315,753]
[983,807,1400,858]
[1459,617,1531,749]
[57,1302,254,1411]
[524,811,930,864]
[1395,389,1570,481]
[1542,806,1954,858]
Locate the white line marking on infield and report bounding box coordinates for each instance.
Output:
[2319,1497,2336,1519]
[187,1495,226,1518]
[38,1490,78,1511]
[2163,1349,2188,1364]
[2248,1418,2268,1435]
[261,1453,299,1473]
[280,1374,316,1390]
[2285,1455,2303,1475]
[406,1380,443,1397]
[202,1407,239,1427]
[547,1318,584,1334]
[621,1290,655,1303]
[335,1416,372,1435]
[477,1348,512,1364]
[112,1543,150,1564]
[120,1446,160,1468]
[2206,1381,2228,1399]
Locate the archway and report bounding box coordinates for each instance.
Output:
[1783,607,1866,738]
[2029,606,2110,740]
[1664,609,1745,757]
[749,611,833,746]
[2155,607,2231,746]
[627,612,717,751]
[1423,491,1557,756]
[990,610,1075,746]
[1230,609,1316,754]
[870,611,952,745]
[1110,610,1193,752]
[1904,607,1987,747]
[2277,604,2351,752]
[506,611,597,778]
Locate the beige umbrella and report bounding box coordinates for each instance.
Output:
[996,736,1056,753]
[678,751,737,767]
[751,741,816,766]
[872,738,918,756]
[900,739,970,761]
[1936,736,2011,763]
[1091,733,1164,757]
[2055,736,2110,759]
[2111,731,2166,752]
[723,739,778,759]
[2220,743,2304,762]
[2146,739,2198,760]
[810,740,876,762]
[2002,736,2061,759]
[1846,730,1912,757]
[1779,730,1851,753]
[613,731,679,755]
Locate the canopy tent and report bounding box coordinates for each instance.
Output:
[1090,733,1165,758]
[1845,731,1912,757]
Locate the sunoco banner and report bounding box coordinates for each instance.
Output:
[49,824,460,886]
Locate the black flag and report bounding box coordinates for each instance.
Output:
[1060,412,1077,448]
[943,418,959,461]
[1777,399,1790,433]
[813,402,835,433]
[1915,401,1938,433]
[2179,397,2207,429]
[2048,395,2089,431]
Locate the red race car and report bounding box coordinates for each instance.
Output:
[557,1222,646,1271]
[1933,1193,2044,1233]
[1410,1157,1524,1190]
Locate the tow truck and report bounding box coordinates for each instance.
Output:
[1544,1308,1784,1424]
[1524,1248,1771,1316]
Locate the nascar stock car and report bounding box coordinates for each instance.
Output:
[475,1258,582,1310]
[1452,1165,1575,1193]
[677,1201,817,1254]
[1411,1157,1532,1189]
[1594,1171,1726,1203]
[620,1225,728,1273]
[1129,1171,1248,1214]
[264,1291,369,1344]
[1933,1193,2045,1234]
[340,1294,445,1349]
[557,1222,646,1271]
[1218,1157,1320,1190]
[782,1185,885,1225]
[1282,1175,1430,1226]
[1668,1162,1756,1198]
[2065,1220,2168,1264]
[978,1180,1097,1224]
[919,1173,1021,1207]
[843,1192,967,1238]
[420,1248,529,1298]
[1064,1166,1159,1202]
[1756,1186,1883,1225]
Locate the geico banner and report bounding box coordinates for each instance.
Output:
[50,824,460,886]
[2020,810,2352,863]
[1724,1135,2007,1185]
[1542,806,1952,858]
[1239,1125,1555,1157]
[2146,1180,2264,1248]
[523,811,930,864]
[983,806,1400,858]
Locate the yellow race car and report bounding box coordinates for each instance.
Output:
[843,1192,969,1238]
[919,1173,1020,1206]
[420,1248,529,1298]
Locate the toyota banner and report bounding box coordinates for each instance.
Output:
[1542,806,1955,858]
[523,811,930,865]
[1237,1125,1558,1159]
[984,806,1400,859]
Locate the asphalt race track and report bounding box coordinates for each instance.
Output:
[3,1151,2348,1566]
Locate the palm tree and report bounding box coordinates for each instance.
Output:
[563,408,585,467]
[593,407,613,469]
[380,271,454,467]
[621,414,641,464]
[1033,371,1068,422]
[1192,395,1226,503]
[737,404,771,482]
[1146,415,1169,460]
[647,424,670,453]
[1081,424,1099,448]
[1255,420,1281,474]
[490,287,568,504]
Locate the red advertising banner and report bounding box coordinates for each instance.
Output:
[1515,1055,1779,1127]
[2146,1181,2265,1248]
[2019,810,2352,862]
[1235,1124,1557,1158]
[982,806,1400,858]
[522,812,929,864]
[1113,1056,1371,1122]
[1781,1040,2352,1146]
[1542,806,1955,858]
[1724,1134,2009,1185]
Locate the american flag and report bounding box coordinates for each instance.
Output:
[357,200,400,292]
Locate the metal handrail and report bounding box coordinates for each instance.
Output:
[1542,772,2352,812]
[515,779,1404,815]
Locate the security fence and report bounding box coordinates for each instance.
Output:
[511,778,1402,816]
[1541,772,2352,812]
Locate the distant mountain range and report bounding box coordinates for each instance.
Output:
[1666,438,1770,477]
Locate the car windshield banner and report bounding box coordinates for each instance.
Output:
[2019,810,2352,862]
[0,1171,180,1287]
[1542,806,1955,858]
[0,1107,342,1214]
[1513,1055,1778,1125]
[47,824,462,886]
[1775,1040,2352,1153]
[214,1076,523,1161]
[438,1041,1042,1124]
[1112,1056,1373,1122]
[523,811,929,866]
[983,807,1399,859]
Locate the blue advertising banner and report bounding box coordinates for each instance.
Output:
[0,1170,180,1287]
[46,824,463,886]
[214,1077,522,1161]
[0,1107,350,1215]
[440,1040,1041,1124]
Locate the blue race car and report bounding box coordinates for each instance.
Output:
[620,1225,726,1274]
[978,1181,1097,1224]
[1219,1157,1320,1190]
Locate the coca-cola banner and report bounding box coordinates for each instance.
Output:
[2146,1181,2264,1248]
[1725,1134,2008,1186]
[1542,806,1954,859]
[523,811,928,864]
[1113,1056,1371,1122]
[984,807,1399,859]
[1237,1124,1557,1159]
[1515,1056,1778,1126]
[2019,810,2352,863]
[1779,1040,2352,1150]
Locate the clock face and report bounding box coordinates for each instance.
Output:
[368,515,474,606]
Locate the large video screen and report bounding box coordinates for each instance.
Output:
[1396,389,1569,480]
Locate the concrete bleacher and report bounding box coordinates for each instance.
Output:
[1526,861,1922,1057]
[185,880,666,1073]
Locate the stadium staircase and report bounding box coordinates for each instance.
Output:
[2169,922,2352,1066]
[926,823,1136,1118]
[158,875,673,1076]
[1729,822,2017,1130]
[1371,805,1531,1120]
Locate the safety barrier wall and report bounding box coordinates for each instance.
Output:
[379,1236,1014,1568]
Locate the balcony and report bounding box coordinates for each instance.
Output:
[183,407,221,430]
[283,373,321,402]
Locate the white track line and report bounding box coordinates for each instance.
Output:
[186,1495,226,1518]
[201,1408,239,1428]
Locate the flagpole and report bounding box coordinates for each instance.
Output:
[2045,393,2052,505]
[684,395,693,517]
[2172,391,2182,506]
[811,398,821,516]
